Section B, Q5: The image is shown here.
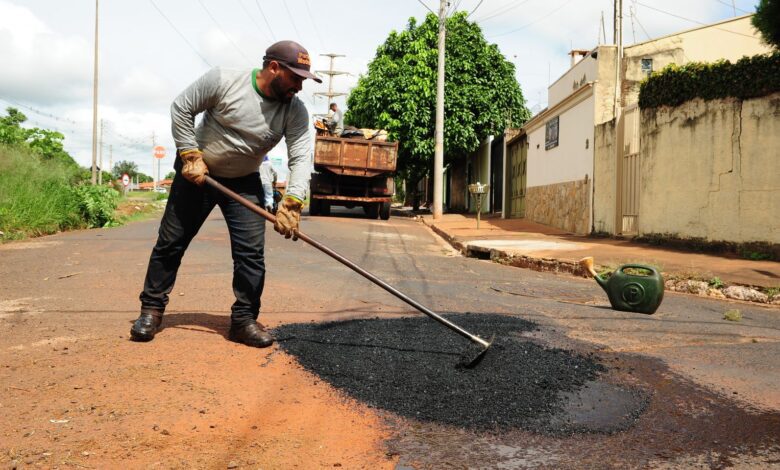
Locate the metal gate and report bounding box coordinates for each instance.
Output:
[618,105,640,234]
[508,136,527,218]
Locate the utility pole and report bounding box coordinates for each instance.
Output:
[90,0,99,185]
[98,119,104,184]
[600,11,607,44]
[614,0,624,233]
[433,0,447,220]
[614,0,623,116]
[151,132,156,191]
[314,54,347,115]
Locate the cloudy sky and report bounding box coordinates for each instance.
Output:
[0,0,759,178]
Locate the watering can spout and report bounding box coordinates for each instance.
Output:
[579,257,608,291]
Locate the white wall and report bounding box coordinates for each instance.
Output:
[549,54,598,109]
[526,94,595,188]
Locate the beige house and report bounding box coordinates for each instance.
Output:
[505,15,773,241]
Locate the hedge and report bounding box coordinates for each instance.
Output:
[639,51,780,109]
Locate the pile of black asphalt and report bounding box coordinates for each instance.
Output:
[274,313,626,432]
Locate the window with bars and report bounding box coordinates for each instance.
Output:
[641,58,653,78]
[545,116,559,150]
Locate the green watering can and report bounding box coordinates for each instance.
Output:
[580,257,664,315]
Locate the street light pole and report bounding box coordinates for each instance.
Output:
[433,0,446,220]
[90,0,99,185]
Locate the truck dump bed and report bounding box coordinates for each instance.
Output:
[314,136,398,177]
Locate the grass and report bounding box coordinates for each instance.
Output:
[723,309,742,322]
[0,144,83,240]
[764,287,780,301]
[113,191,167,224]
[0,144,128,241]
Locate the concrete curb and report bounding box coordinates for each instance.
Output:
[389,207,431,219]
[418,217,780,308]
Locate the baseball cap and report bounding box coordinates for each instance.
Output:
[263,40,323,83]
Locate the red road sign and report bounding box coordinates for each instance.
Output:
[121,173,130,187]
[153,146,166,159]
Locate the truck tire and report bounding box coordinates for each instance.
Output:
[321,201,331,216]
[379,202,391,220]
[365,202,380,219]
[309,198,320,216]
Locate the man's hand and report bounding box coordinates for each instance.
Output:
[180,149,208,185]
[274,197,303,240]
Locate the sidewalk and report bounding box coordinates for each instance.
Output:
[394,209,779,304]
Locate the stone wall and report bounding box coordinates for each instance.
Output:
[525,178,591,235]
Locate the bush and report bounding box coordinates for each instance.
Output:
[0,144,121,239]
[639,52,780,108]
[0,144,83,238]
[72,184,120,228]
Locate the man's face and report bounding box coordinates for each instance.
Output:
[269,63,304,103]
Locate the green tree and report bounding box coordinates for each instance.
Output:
[1,107,78,168]
[165,171,176,180]
[753,0,780,49]
[0,107,28,145]
[26,128,77,167]
[346,12,529,196]
[112,160,139,179]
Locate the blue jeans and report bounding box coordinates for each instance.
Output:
[139,158,266,326]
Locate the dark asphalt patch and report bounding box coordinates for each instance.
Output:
[275,313,632,432]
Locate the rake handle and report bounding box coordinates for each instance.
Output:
[204,176,489,348]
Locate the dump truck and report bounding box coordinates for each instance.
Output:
[309,135,398,220]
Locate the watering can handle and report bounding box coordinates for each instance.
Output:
[618,264,659,275]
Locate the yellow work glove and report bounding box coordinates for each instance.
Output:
[180,149,209,186]
[274,196,303,241]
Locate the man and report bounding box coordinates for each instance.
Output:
[130,40,321,348]
[328,102,344,136]
[259,155,278,212]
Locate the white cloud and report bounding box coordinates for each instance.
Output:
[113,67,175,110]
[0,1,92,105]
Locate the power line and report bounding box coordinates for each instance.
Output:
[632,3,652,41]
[714,0,751,14]
[254,0,276,41]
[0,97,80,125]
[238,0,273,43]
[475,0,533,23]
[417,0,435,15]
[304,0,325,49]
[466,0,484,19]
[149,0,212,67]
[198,0,254,64]
[448,0,464,16]
[634,2,760,39]
[282,1,302,39]
[489,0,574,38]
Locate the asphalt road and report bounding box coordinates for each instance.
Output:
[1,206,779,468]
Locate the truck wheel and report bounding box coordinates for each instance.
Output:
[379,202,391,220]
[365,203,380,219]
[309,198,320,216]
[321,201,331,216]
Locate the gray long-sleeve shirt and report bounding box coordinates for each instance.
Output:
[171,67,311,201]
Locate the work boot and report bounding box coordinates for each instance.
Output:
[130,310,163,342]
[228,322,274,348]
